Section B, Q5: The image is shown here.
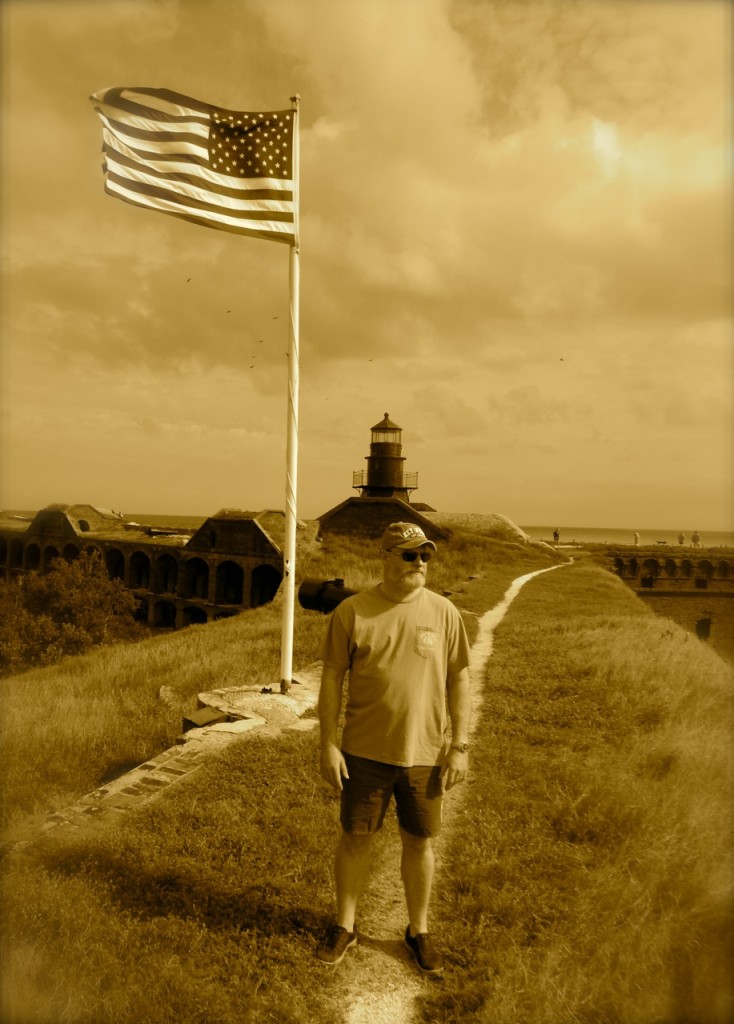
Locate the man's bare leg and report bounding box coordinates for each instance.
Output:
[399,828,434,935]
[335,830,373,931]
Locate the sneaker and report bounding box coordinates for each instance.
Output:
[315,923,358,965]
[405,926,443,974]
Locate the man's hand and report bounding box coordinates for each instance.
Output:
[440,748,468,790]
[320,743,349,792]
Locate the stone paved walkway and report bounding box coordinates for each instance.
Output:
[2,662,322,859]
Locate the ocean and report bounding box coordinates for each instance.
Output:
[520,525,734,549]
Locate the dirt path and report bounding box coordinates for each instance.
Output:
[334,565,565,1024]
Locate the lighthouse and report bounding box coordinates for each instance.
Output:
[352,413,417,501]
[316,413,443,541]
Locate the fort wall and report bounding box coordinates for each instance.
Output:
[0,505,284,629]
[604,548,734,662]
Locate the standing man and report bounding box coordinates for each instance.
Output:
[316,523,472,975]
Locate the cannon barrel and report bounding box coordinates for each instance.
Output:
[298,577,359,614]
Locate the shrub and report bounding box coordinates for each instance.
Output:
[0,552,143,675]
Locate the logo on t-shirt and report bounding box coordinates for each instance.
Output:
[414,626,439,659]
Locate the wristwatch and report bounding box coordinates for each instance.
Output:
[451,742,469,753]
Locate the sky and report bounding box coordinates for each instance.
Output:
[1,0,732,530]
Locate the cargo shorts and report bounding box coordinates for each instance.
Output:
[340,751,443,839]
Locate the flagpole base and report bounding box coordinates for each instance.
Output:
[280,679,292,695]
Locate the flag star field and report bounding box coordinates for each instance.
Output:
[210,113,292,178]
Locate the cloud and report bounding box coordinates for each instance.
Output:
[2,0,731,527]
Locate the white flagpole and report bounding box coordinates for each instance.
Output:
[280,94,300,694]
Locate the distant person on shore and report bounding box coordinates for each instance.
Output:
[678,532,686,546]
[691,530,702,549]
[634,532,640,546]
[316,522,471,975]
[553,529,560,544]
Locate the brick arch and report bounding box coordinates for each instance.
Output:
[25,543,41,570]
[181,558,209,600]
[153,554,178,594]
[43,546,59,570]
[9,539,24,569]
[153,600,177,628]
[63,544,79,562]
[130,551,151,589]
[696,617,711,640]
[183,605,208,626]
[106,548,125,580]
[251,564,282,606]
[216,561,244,605]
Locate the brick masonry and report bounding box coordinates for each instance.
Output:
[603,547,734,663]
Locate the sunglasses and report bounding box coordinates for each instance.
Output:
[397,550,432,563]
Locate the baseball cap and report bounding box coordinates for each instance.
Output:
[380,522,437,552]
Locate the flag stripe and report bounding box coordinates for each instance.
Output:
[114,86,219,119]
[104,146,291,205]
[103,179,294,242]
[97,111,209,160]
[90,86,296,244]
[102,111,211,146]
[104,169,294,222]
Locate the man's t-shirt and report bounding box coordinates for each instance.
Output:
[321,585,471,767]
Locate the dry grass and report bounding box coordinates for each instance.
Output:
[418,564,733,1024]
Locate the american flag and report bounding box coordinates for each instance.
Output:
[90,87,297,245]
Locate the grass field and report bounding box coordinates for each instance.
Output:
[1,531,731,1023]
[418,564,733,1024]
